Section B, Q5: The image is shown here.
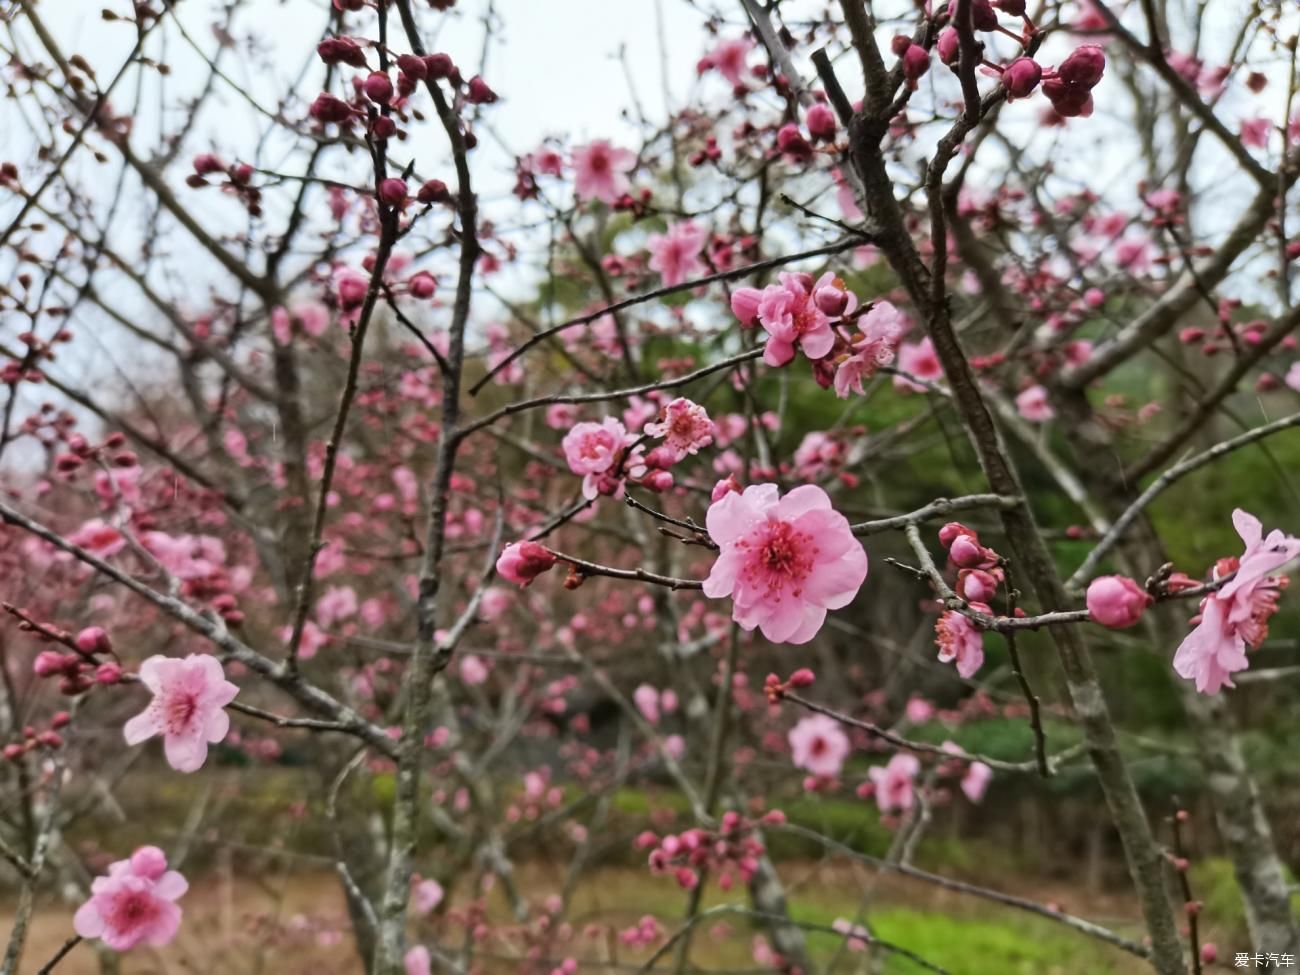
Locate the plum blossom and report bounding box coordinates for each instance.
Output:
[868,753,920,813]
[788,714,851,777]
[404,946,432,975]
[833,300,906,398]
[412,878,444,915]
[572,140,636,204]
[701,36,753,87]
[1015,384,1055,422]
[563,416,631,499]
[831,918,871,951]
[733,272,856,367]
[496,540,557,587]
[646,221,707,287]
[936,610,985,678]
[124,654,239,773]
[74,846,188,951]
[70,519,127,558]
[1172,510,1300,693]
[704,484,869,644]
[644,398,714,461]
[894,338,944,392]
[1086,575,1150,629]
[1287,362,1300,392]
[961,761,993,803]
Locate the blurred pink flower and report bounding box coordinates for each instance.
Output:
[647,221,707,287]
[572,140,635,204]
[868,753,920,813]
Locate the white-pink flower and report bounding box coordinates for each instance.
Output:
[1285,361,1300,393]
[833,301,906,398]
[788,714,851,777]
[572,140,636,204]
[894,338,944,392]
[74,846,188,951]
[644,398,714,462]
[935,610,985,678]
[646,221,708,287]
[868,753,920,813]
[633,684,662,724]
[562,417,628,499]
[123,654,239,773]
[703,484,868,644]
[1015,384,1055,422]
[1173,510,1299,694]
[404,946,432,975]
[703,36,753,87]
[412,878,445,915]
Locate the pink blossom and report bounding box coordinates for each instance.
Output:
[572,140,636,204]
[70,519,126,558]
[936,611,985,678]
[703,483,868,644]
[315,585,358,628]
[904,697,934,723]
[124,654,238,773]
[788,714,851,777]
[1015,384,1055,422]
[412,878,444,914]
[754,273,852,367]
[1173,510,1300,693]
[1086,575,1150,629]
[73,846,187,950]
[562,417,629,498]
[833,300,906,398]
[634,684,662,724]
[868,753,920,813]
[1286,362,1300,392]
[496,541,557,587]
[646,221,708,287]
[961,761,993,803]
[703,36,753,86]
[459,654,489,685]
[894,338,944,392]
[831,918,871,951]
[730,287,763,326]
[1240,117,1271,149]
[404,946,432,975]
[644,398,714,461]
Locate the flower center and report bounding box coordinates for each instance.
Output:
[164,691,199,735]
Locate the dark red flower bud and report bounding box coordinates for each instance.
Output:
[1058,45,1106,89]
[377,178,408,207]
[362,72,394,104]
[423,53,455,79]
[317,37,366,67]
[396,54,427,80]
[417,179,450,204]
[1002,57,1042,98]
[466,75,497,104]
[309,93,352,124]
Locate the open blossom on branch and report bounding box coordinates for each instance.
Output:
[572,140,636,204]
[1172,509,1300,694]
[893,337,944,392]
[562,416,633,499]
[646,220,707,287]
[936,609,986,678]
[74,846,188,951]
[731,272,857,367]
[868,752,920,813]
[788,714,851,778]
[644,397,714,462]
[833,300,906,398]
[703,484,868,644]
[123,654,239,773]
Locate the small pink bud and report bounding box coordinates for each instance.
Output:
[309,93,352,124]
[901,45,930,85]
[956,568,999,602]
[37,730,63,748]
[95,662,123,685]
[408,271,436,299]
[396,54,428,80]
[1200,944,1217,964]
[370,116,397,140]
[423,53,455,79]
[813,282,850,316]
[466,75,498,104]
[192,153,225,176]
[75,626,112,655]
[1058,45,1107,89]
[1002,58,1042,99]
[805,103,838,142]
[995,0,1026,13]
[1085,575,1151,629]
[51,711,71,729]
[948,534,986,568]
[496,541,557,587]
[378,178,408,208]
[641,470,674,493]
[938,522,976,548]
[417,179,451,204]
[362,72,394,104]
[710,475,742,502]
[317,36,366,67]
[3,744,24,760]
[787,668,815,688]
[33,651,69,678]
[775,123,813,161]
[937,28,960,66]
